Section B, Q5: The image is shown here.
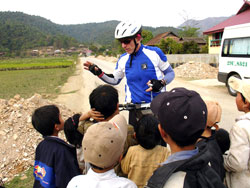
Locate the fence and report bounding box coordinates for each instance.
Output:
[167,54,219,68]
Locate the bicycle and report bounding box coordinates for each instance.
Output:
[119,102,152,127]
[119,102,151,111]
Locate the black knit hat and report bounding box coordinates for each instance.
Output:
[151,87,207,144]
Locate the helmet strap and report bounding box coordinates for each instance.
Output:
[129,38,139,67]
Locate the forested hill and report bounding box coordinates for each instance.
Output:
[0,11,181,52]
[59,21,180,45]
[0,12,78,52]
[59,21,120,45]
[0,11,62,34]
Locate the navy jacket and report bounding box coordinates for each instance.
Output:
[146,145,226,188]
[196,131,226,181]
[33,136,80,188]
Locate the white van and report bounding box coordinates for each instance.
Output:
[218,23,250,96]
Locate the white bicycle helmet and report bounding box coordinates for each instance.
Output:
[115,21,142,39]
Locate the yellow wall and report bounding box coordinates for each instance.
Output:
[208,35,221,54]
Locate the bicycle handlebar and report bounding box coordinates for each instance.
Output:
[119,102,151,111]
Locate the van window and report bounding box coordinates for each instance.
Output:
[222,40,229,55]
[222,37,250,57]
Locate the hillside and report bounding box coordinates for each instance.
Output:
[0,12,78,53]
[0,11,230,54]
[0,11,62,34]
[0,11,182,52]
[179,16,230,34]
[59,21,119,45]
[60,21,181,45]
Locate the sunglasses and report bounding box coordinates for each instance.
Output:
[119,39,132,44]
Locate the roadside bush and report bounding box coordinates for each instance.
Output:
[157,38,182,54]
[181,41,200,54]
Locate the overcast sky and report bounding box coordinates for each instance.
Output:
[0,0,245,27]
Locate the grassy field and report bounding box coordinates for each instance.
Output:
[0,57,73,70]
[0,57,77,99]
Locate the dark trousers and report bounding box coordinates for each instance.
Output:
[128,109,138,128]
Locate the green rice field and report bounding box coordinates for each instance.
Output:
[0,57,77,99]
[0,57,73,70]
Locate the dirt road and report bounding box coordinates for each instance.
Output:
[54,57,241,132]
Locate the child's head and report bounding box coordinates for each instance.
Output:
[205,100,222,128]
[89,85,119,119]
[201,100,222,138]
[64,114,83,148]
[229,76,250,112]
[136,114,161,149]
[82,114,127,170]
[32,105,64,137]
[151,87,207,147]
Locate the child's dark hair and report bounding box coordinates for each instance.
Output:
[240,93,250,110]
[241,93,246,103]
[32,105,60,137]
[215,128,230,154]
[136,114,161,149]
[89,85,118,119]
[64,114,83,148]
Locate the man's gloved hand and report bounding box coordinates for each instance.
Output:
[89,64,103,77]
[150,79,166,92]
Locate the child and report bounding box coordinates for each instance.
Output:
[196,100,230,181]
[67,114,137,188]
[64,110,104,173]
[64,113,85,172]
[121,114,171,188]
[78,84,137,176]
[146,87,226,188]
[224,77,250,188]
[32,105,81,188]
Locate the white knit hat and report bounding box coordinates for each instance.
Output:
[228,77,250,102]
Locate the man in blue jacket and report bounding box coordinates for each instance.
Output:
[84,21,175,126]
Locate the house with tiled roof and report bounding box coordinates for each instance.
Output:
[179,37,206,46]
[146,32,206,51]
[146,32,180,46]
[203,0,250,54]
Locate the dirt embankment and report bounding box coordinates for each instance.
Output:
[0,94,74,183]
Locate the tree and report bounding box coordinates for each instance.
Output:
[142,30,153,44]
[157,38,182,54]
[178,26,200,37]
[181,41,200,54]
[200,35,208,53]
[178,9,201,37]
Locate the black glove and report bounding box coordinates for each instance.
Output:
[89,64,103,76]
[150,79,166,92]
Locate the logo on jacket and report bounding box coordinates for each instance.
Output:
[34,165,46,179]
[141,63,148,70]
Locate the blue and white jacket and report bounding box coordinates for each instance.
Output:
[33,136,80,188]
[100,44,175,103]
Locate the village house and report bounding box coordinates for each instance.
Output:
[146,32,180,46]
[203,0,250,54]
[146,31,206,52]
[31,50,39,56]
[179,37,206,47]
